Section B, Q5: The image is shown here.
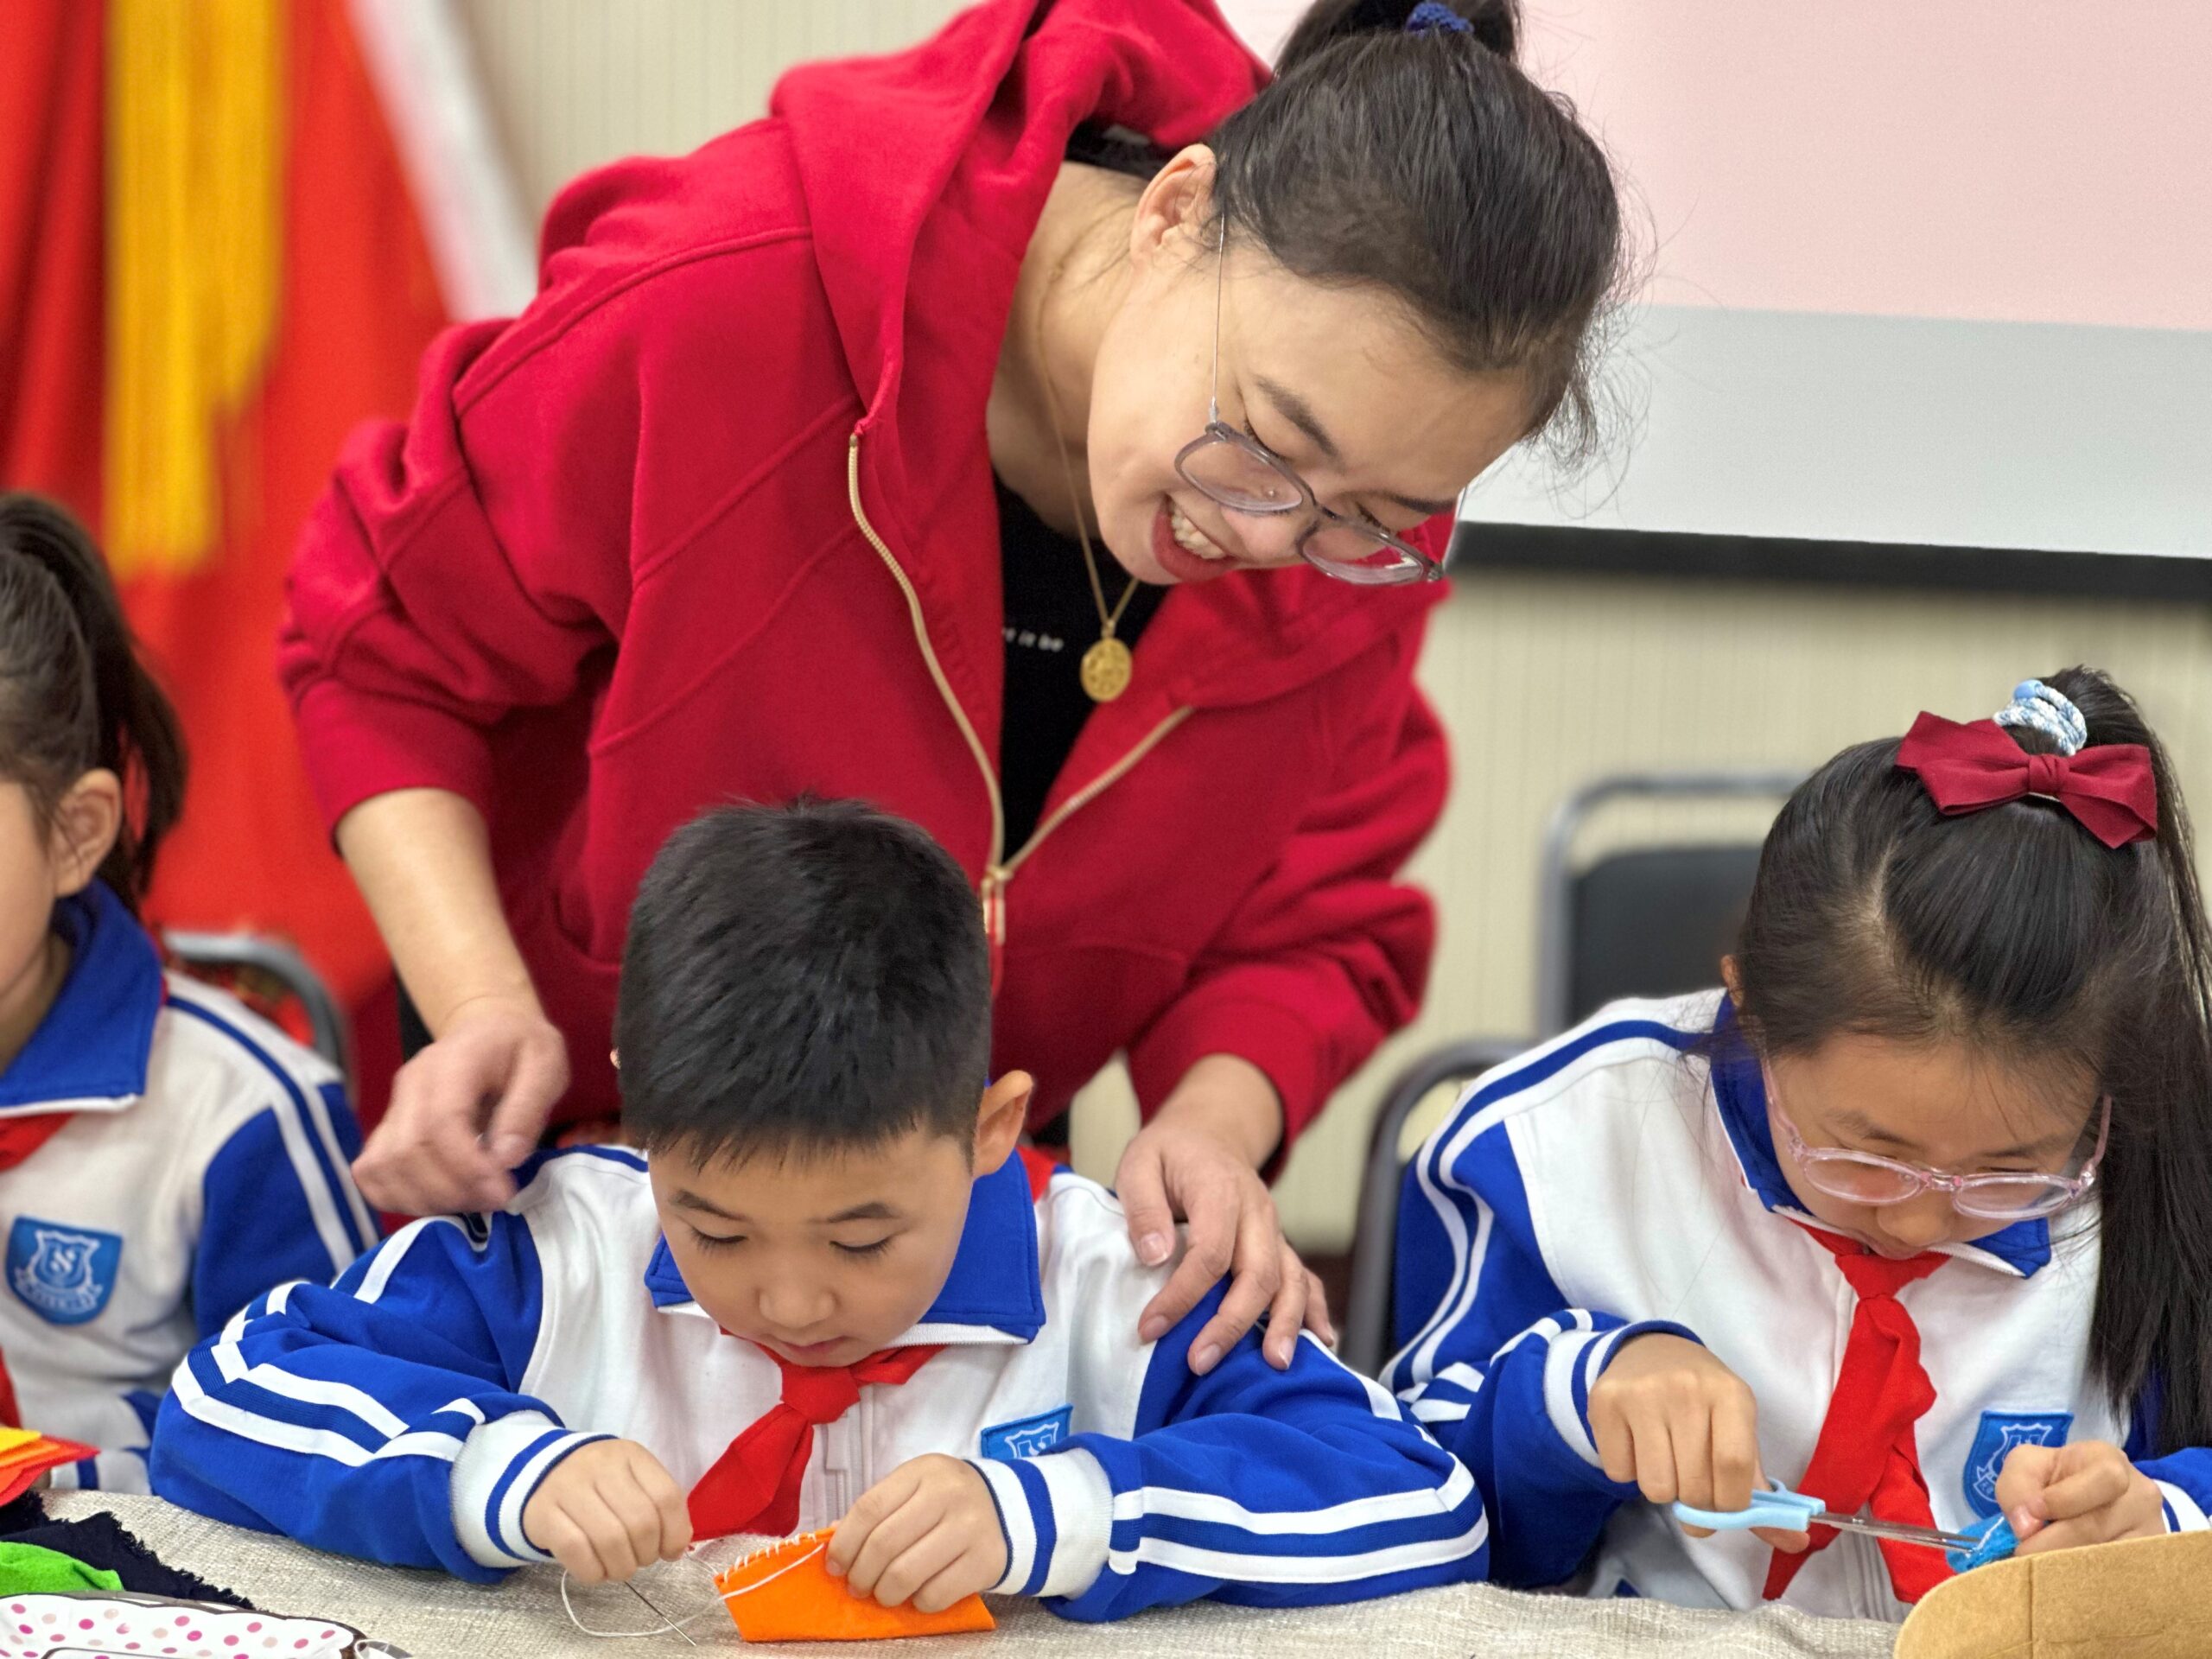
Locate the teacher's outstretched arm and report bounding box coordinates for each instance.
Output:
[339,788,569,1213]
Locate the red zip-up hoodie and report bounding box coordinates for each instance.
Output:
[279,0,1451,1148]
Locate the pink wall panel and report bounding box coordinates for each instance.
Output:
[1223,1,2212,331]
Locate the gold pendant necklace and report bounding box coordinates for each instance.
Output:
[1078,632,1135,703]
[1033,270,1140,703]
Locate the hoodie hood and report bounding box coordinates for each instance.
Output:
[772,0,1445,715]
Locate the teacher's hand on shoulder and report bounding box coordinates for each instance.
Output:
[1117,1054,1332,1376]
[354,993,569,1214]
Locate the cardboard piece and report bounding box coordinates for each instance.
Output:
[1897,1529,2212,1659]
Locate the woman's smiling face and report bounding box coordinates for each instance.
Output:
[1084,151,1533,588]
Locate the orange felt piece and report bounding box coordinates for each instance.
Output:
[713,1529,996,1643]
[0,1435,95,1505]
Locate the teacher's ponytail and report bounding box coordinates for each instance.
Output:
[1277,0,1518,66]
[1212,0,1625,466]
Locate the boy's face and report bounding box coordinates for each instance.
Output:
[646,1075,1030,1367]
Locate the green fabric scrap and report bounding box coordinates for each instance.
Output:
[0,1540,124,1595]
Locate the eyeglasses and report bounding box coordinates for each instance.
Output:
[1767,1071,2111,1223]
[1172,226,1449,587]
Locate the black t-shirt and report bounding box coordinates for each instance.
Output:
[996,474,1166,852]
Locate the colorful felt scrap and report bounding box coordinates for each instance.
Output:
[712,1529,995,1643]
[0,1545,119,1597]
[0,1438,95,1510]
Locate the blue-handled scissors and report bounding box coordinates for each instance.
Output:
[1671,1484,2018,1573]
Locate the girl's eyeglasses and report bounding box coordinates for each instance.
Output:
[1171,225,1449,588]
[1767,1073,2111,1223]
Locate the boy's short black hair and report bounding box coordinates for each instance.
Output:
[615,799,991,1165]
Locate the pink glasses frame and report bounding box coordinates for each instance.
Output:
[1768,1078,2112,1222]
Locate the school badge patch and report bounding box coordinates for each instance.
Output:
[980,1406,1072,1461]
[1965,1410,2072,1518]
[8,1217,123,1325]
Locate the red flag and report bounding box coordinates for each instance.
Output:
[2,0,530,1125]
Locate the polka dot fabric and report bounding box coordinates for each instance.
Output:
[0,1595,382,1659]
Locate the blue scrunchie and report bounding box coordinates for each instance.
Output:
[1993,678,2088,757]
[1406,2,1473,34]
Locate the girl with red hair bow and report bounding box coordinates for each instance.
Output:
[1385,666,2212,1621]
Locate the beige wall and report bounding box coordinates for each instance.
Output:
[461,1,969,217]
[1260,573,2212,1247]
[454,0,2212,1248]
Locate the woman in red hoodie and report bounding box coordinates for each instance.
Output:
[284,0,1624,1370]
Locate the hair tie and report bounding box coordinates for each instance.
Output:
[1405,2,1473,34]
[1992,679,2088,756]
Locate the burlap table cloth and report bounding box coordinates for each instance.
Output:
[48,1495,1897,1658]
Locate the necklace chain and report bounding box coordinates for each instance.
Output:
[1030,257,1140,701]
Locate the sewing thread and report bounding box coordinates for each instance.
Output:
[560,1538,830,1639]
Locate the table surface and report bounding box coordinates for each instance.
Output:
[49,1495,1898,1659]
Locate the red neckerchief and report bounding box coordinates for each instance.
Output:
[687,1147,1058,1538]
[0,1116,71,1172]
[687,1343,946,1540]
[1764,1225,1951,1605]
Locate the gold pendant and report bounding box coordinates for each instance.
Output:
[1080,636,1134,702]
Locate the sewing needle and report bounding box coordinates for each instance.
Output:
[626,1578,698,1647]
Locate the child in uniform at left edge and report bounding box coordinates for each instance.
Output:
[0,495,375,1490]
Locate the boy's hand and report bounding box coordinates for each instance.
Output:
[1590,1333,1808,1553]
[1997,1440,2166,1555]
[828,1454,1007,1611]
[522,1439,692,1584]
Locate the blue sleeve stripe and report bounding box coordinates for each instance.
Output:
[351,1218,472,1306]
[966,1459,1036,1592]
[489,1430,606,1560]
[2155,1480,2207,1531]
[1390,1018,1702,1390]
[168,995,378,1262]
[173,1341,467,1469]
[981,1468,1017,1587]
[1103,1510,1490,1587]
[1103,1461,1478,1541]
[1010,1458,1057,1596]
[1543,1325,1607,1467]
[486,1428,568,1558]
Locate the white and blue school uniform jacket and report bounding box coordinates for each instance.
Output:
[151,1147,1485,1619]
[1385,991,2212,1623]
[0,881,374,1492]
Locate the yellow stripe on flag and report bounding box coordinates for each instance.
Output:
[105,0,283,576]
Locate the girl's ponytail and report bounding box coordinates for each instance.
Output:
[0,493,187,912]
[2039,669,2212,1453]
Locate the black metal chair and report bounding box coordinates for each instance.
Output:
[163,931,352,1088]
[1338,770,1802,1377]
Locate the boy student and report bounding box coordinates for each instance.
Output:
[150,801,1486,1618]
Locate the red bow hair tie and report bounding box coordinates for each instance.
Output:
[1895,714,2158,849]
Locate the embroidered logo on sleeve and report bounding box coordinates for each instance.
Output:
[7,1218,124,1325]
[980,1405,1073,1461]
[1965,1410,2074,1518]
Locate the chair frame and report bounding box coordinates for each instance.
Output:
[1341,769,1804,1377]
[163,930,352,1086]
[1338,1035,1522,1377]
[1534,770,1805,1039]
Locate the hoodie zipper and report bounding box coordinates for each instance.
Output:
[847,432,1191,981]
